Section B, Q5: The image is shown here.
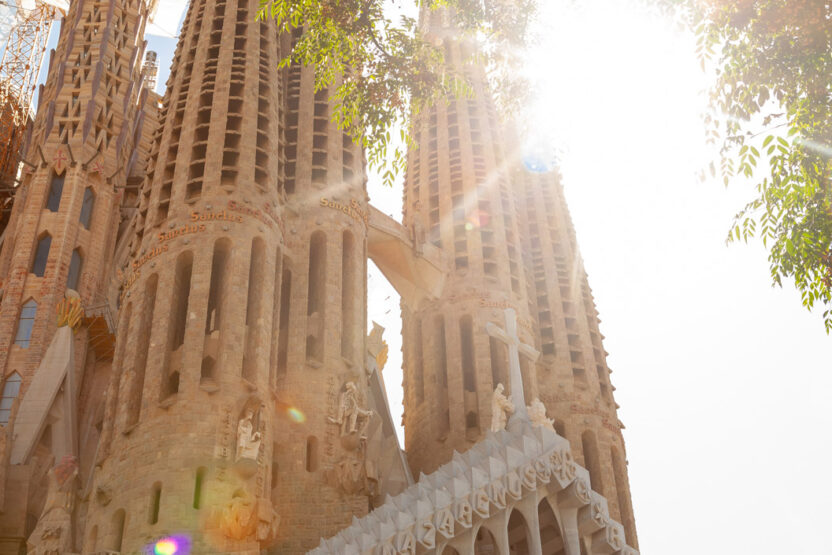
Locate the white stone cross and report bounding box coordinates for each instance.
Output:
[486,308,540,421]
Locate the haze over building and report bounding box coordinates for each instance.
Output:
[0,1,639,554]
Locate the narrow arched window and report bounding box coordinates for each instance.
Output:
[306,232,326,362]
[46,173,64,212]
[66,249,82,291]
[581,430,606,495]
[460,315,476,393]
[242,238,265,381]
[306,436,318,472]
[14,301,37,348]
[0,373,22,424]
[79,188,95,229]
[193,467,206,509]
[340,231,355,360]
[110,509,125,551]
[32,234,51,277]
[149,482,161,524]
[276,265,291,378]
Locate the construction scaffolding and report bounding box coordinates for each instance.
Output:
[0,1,57,190]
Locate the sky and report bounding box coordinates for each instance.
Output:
[33,1,832,552]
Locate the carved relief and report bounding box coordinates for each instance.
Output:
[236,408,262,463]
[328,382,373,439]
[256,497,280,544]
[490,383,514,432]
[528,398,555,432]
[325,456,378,497]
[218,488,257,541]
[27,455,78,555]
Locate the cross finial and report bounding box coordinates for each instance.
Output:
[486,308,540,422]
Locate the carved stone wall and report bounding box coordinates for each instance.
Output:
[516,168,638,545]
[401,9,535,477]
[0,0,154,551]
[312,417,638,555]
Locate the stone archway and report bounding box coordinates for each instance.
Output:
[473,525,499,554]
[507,509,531,554]
[538,498,566,554]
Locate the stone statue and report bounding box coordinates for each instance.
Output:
[236,408,261,462]
[27,455,78,555]
[490,384,514,432]
[528,398,555,432]
[219,489,257,540]
[328,382,373,438]
[256,497,280,544]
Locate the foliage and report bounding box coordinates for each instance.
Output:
[256,0,534,187]
[672,0,832,331]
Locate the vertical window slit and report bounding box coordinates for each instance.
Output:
[193,467,205,509]
[243,238,265,381]
[306,232,326,363]
[276,265,291,378]
[162,252,192,400]
[126,275,157,428]
[340,231,355,361]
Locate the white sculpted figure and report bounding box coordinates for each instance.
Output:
[528,398,555,432]
[490,383,514,432]
[236,408,262,462]
[328,382,374,437]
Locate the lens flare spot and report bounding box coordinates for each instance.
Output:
[521,136,559,174]
[468,209,490,228]
[522,151,557,174]
[148,535,191,555]
[464,222,474,231]
[154,539,178,555]
[287,407,306,423]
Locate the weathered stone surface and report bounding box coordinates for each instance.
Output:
[0,2,639,554]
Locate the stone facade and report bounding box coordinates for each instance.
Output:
[400,7,638,548]
[0,1,638,554]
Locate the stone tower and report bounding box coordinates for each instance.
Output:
[270,24,375,555]
[84,1,375,553]
[518,168,638,545]
[0,0,153,551]
[401,7,535,476]
[400,5,639,548]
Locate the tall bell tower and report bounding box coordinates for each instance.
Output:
[401,6,535,476]
[86,1,379,553]
[0,0,153,551]
[399,5,639,548]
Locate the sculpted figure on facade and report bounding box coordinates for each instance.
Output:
[325,456,379,496]
[490,383,514,432]
[528,398,555,432]
[367,323,389,373]
[236,408,262,462]
[219,489,257,541]
[328,382,373,438]
[256,496,280,544]
[26,455,78,555]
